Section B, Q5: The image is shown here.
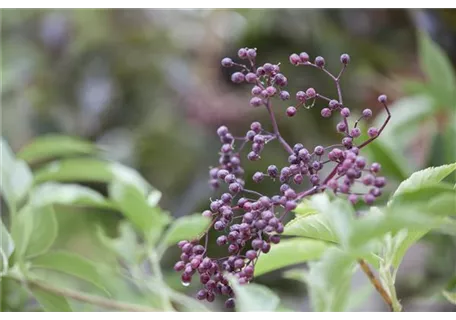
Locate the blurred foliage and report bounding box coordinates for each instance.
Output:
[1,8,456,311]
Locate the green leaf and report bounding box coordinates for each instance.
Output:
[390,229,427,268]
[284,213,338,243]
[31,251,110,295]
[254,238,329,277]
[391,163,456,199]
[226,274,280,312]
[109,179,170,239]
[160,214,211,249]
[1,219,15,275]
[29,183,114,210]
[390,183,455,207]
[443,291,456,305]
[96,222,138,263]
[29,286,72,311]
[10,206,34,259]
[293,199,318,217]
[33,158,152,195]
[304,247,355,312]
[17,135,97,164]
[24,206,58,259]
[418,31,456,108]
[1,138,33,212]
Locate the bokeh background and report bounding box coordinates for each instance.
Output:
[2,8,456,311]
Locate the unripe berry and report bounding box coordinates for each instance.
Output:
[266,86,277,96]
[238,48,248,59]
[225,298,235,308]
[285,200,297,211]
[280,91,290,100]
[378,94,387,104]
[370,162,381,173]
[256,67,265,76]
[263,63,274,74]
[293,174,303,184]
[340,107,350,117]
[348,194,358,204]
[340,53,350,65]
[229,182,242,193]
[321,108,332,118]
[364,194,375,205]
[217,126,228,137]
[299,52,309,63]
[250,97,263,107]
[267,165,279,178]
[374,177,386,188]
[260,90,268,98]
[315,56,325,68]
[250,121,262,133]
[306,87,316,99]
[342,137,353,148]
[251,86,262,96]
[202,210,212,218]
[289,53,301,65]
[368,127,379,138]
[362,109,372,118]
[174,261,185,271]
[247,48,257,59]
[293,143,304,154]
[274,74,287,87]
[247,151,260,161]
[329,99,339,110]
[310,174,320,185]
[355,156,366,169]
[286,106,297,117]
[231,72,245,83]
[221,57,233,67]
[336,122,347,133]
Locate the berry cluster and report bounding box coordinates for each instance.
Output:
[174,47,391,308]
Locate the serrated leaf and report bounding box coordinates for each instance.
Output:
[304,247,355,312]
[29,286,72,311]
[226,274,280,312]
[160,214,211,249]
[31,251,110,295]
[418,31,456,108]
[24,205,58,259]
[17,135,97,164]
[443,291,456,305]
[284,213,337,242]
[1,219,15,275]
[109,179,170,239]
[33,158,152,195]
[390,183,455,207]
[254,238,329,277]
[392,163,456,199]
[29,183,114,210]
[96,222,138,263]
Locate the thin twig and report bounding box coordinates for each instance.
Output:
[357,259,393,311]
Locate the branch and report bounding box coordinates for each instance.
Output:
[357,259,394,311]
[14,276,158,312]
[264,99,293,154]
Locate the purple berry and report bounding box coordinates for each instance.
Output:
[221,57,233,67]
[289,53,301,65]
[238,48,248,59]
[253,172,264,183]
[266,86,277,97]
[280,91,290,100]
[340,53,350,65]
[340,107,350,117]
[348,194,358,204]
[362,109,372,118]
[378,94,387,104]
[286,106,297,117]
[245,72,258,83]
[306,87,316,99]
[321,108,332,118]
[364,194,375,205]
[314,145,325,156]
[250,121,262,133]
[285,200,297,211]
[336,122,347,133]
[247,48,257,59]
[368,127,379,138]
[256,67,265,76]
[296,91,306,102]
[315,56,325,68]
[250,97,263,107]
[374,177,386,188]
[329,99,339,110]
[251,86,262,96]
[351,128,361,138]
[231,72,245,83]
[263,63,274,74]
[299,52,310,63]
[225,298,235,308]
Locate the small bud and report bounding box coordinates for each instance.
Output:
[253,172,264,183]
[336,122,347,133]
[367,127,379,138]
[340,107,350,117]
[350,128,361,138]
[340,53,350,65]
[329,99,339,110]
[251,85,262,96]
[267,165,279,178]
[296,91,306,102]
[217,126,228,137]
[266,86,277,97]
[274,74,287,87]
[314,145,325,156]
[263,63,274,74]
[256,67,266,76]
[370,162,381,173]
[245,72,257,83]
[247,48,257,59]
[315,56,325,68]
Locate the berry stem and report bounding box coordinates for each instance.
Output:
[357,102,391,149]
[264,98,293,154]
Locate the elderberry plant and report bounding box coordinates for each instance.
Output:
[174,47,391,308]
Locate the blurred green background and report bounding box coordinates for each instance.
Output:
[1,8,455,311]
